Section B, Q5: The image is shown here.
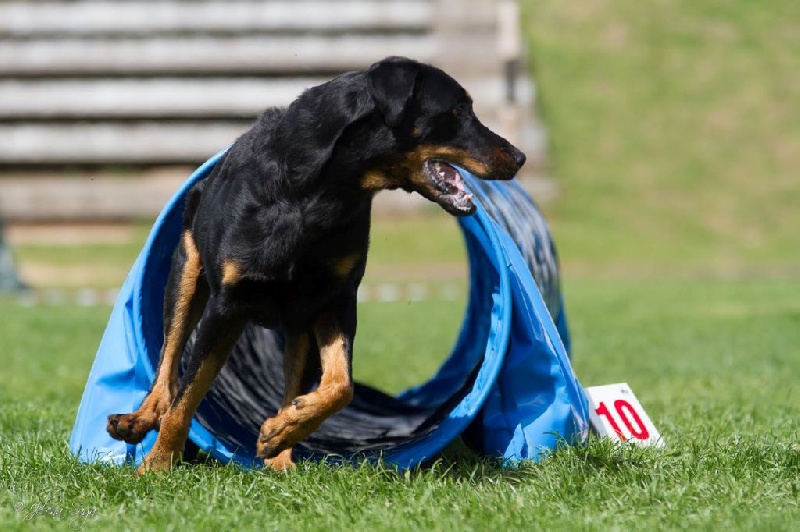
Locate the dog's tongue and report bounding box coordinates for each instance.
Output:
[433,161,464,195]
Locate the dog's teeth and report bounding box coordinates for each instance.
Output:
[434,162,447,179]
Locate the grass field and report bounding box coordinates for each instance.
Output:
[3,0,800,529]
[2,280,799,529]
[525,0,800,278]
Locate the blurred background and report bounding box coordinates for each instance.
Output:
[527,0,800,281]
[2,5,798,521]
[1,0,798,303]
[0,0,544,303]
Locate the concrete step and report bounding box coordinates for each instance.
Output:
[0,35,438,77]
[0,0,432,36]
[0,78,325,119]
[0,76,532,119]
[0,123,246,164]
[0,171,188,221]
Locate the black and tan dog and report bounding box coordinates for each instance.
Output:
[106,57,525,473]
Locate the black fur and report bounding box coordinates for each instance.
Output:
[186,57,525,329]
[107,57,526,469]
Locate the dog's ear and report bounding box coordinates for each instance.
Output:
[366,57,419,127]
[279,73,378,181]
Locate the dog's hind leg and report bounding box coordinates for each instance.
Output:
[107,230,208,444]
[257,293,356,462]
[137,292,245,473]
[263,329,321,470]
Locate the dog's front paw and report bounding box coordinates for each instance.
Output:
[256,417,291,459]
[257,414,315,460]
[107,413,155,444]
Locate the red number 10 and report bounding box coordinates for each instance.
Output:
[595,399,650,440]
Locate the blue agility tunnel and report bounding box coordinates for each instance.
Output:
[70,149,589,470]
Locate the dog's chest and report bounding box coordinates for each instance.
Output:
[246,252,363,328]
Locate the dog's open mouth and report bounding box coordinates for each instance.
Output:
[423,159,475,215]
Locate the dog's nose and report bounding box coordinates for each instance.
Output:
[510,147,526,167]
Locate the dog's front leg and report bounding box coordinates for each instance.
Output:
[137,293,245,474]
[257,293,356,465]
[108,230,208,444]
[262,328,321,471]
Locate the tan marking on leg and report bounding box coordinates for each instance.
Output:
[157,230,203,393]
[222,259,241,286]
[314,321,353,410]
[264,448,295,471]
[138,351,227,474]
[257,317,353,460]
[108,230,204,444]
[258,331,311,466]
[330,253,362,279]
[281,331,311,408]
[137,400,192,474]
[138,315,239,474]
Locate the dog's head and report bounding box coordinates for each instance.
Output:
[282,57,525,216]
[359,57,526,215]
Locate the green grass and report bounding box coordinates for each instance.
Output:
[353,299,466,393]
[13,241,145,273]
[2,279,799,530]
[524,0,800,277]
[4,1,800,528]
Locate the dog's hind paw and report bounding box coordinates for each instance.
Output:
[256,425,287,459]
[135,449,179,476]
[256,416,310,460]
[263,448,295,471]
[106,413,155,444]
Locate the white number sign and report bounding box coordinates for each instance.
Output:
[586,383,664,447]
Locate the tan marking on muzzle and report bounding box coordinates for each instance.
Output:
[360,169,399,192]
[412,145,491,177]
[360,145,491,193]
